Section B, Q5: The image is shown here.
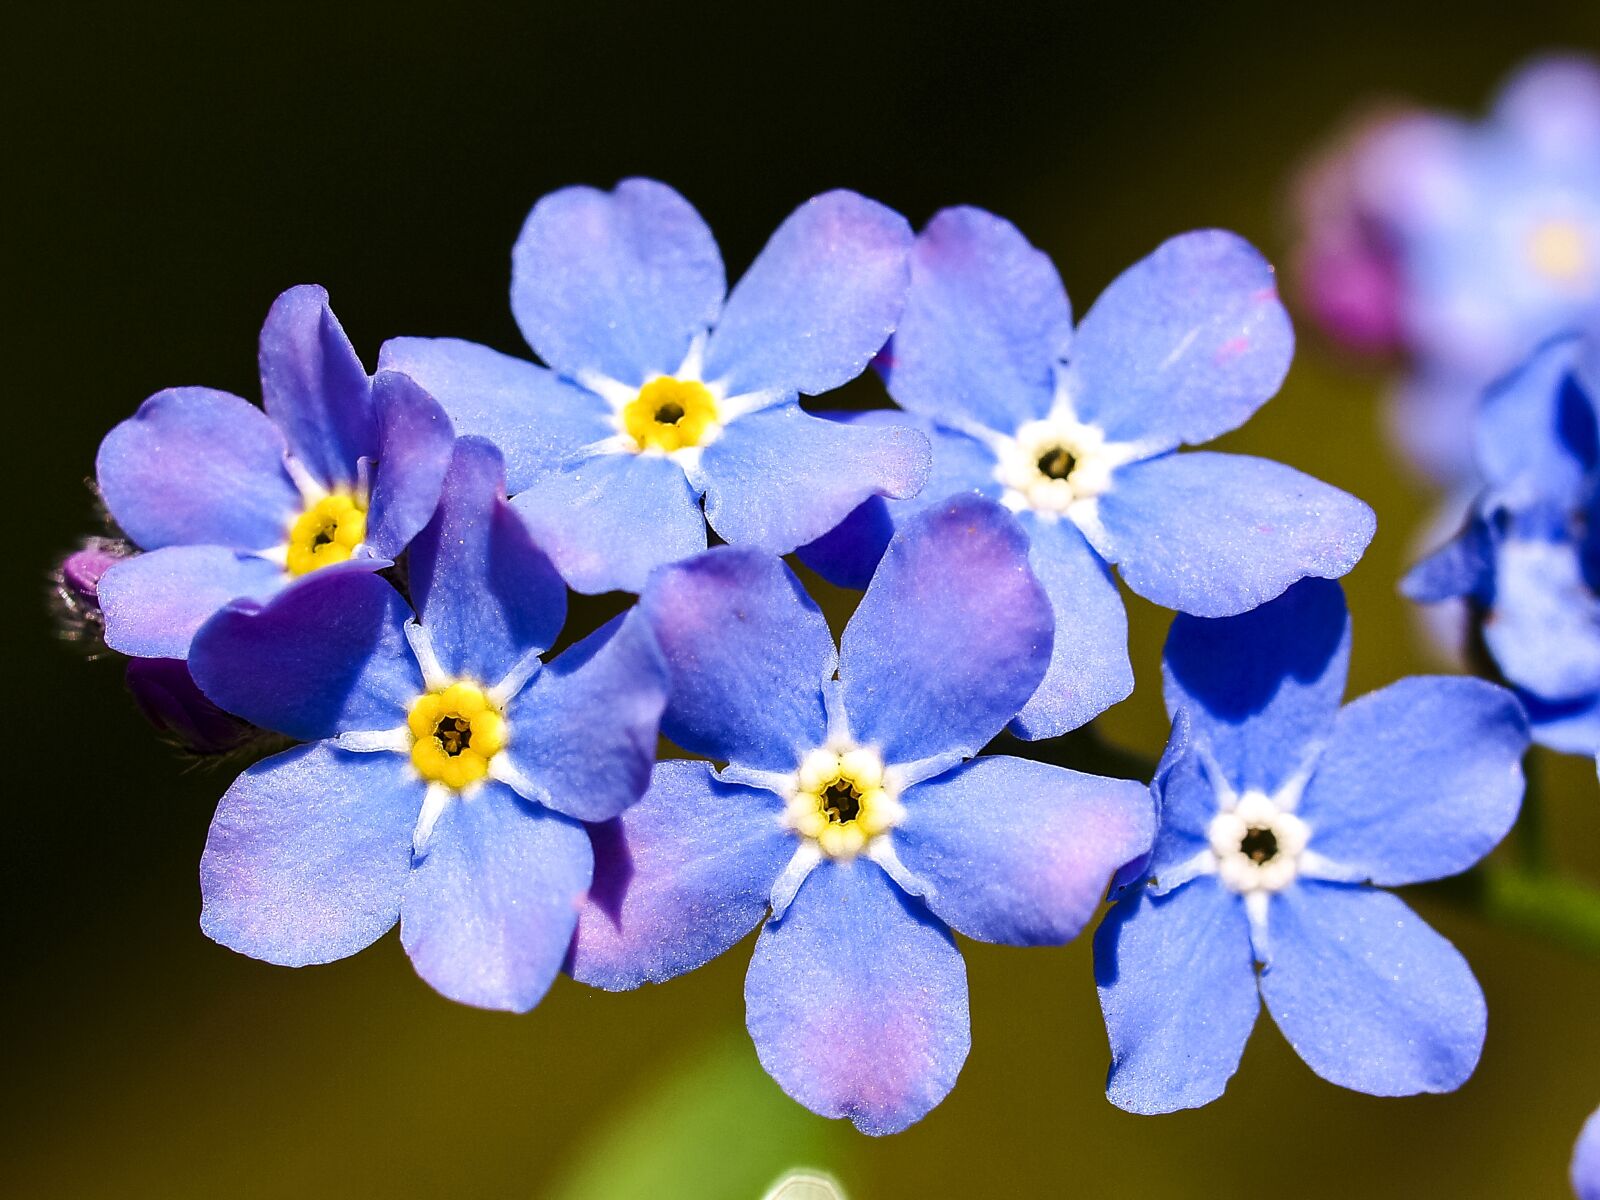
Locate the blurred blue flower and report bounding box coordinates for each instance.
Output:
[1576,1106,1600,1200]
[94,285,455,658]
[1096,578,1527,1114]
[801,208,1375,738]
[185,438,668,1012]
[380,179,931,595]
[1405,333,1600,752]
[566,494,1154,1135]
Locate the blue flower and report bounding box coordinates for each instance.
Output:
[1576,1106,1600,1200]
[379,179,931,594]
[1095,578,1527,1114]
[1405,333,1600,753]
[94,285,455,658]
[185,438,668,1011]
[801,208,1375,739]
[566,494,1155,1134]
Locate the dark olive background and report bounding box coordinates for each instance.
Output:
[9,3,1600,1197]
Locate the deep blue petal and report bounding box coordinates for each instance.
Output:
[568,760,792,990]
[1068,230,1294,451]
[258,284,376,488]
[1401,515,1495,603]
[362,370,455,559]
[408,438,567,682]
[99,546,287,660]
[699,402,929,553]
[1299,677,1526,885]
[1090,451,1375,617]
[1139,726,1216,886]
[510,179,724,385]
[745,859,968,1135]
[200,742,418,965]
[189,568,420,741]
[1522,688,1600,754]
[1259,883,1485,1096]
[840,495,1051,765]
[880,205,1070,433]
[1095,877,1260,1114]
[896,756,1153,945]
[96,387,300,551]
[400,780,591,1013]
[1475,333,1597,496]
[639,549,832,772]
[703,190,911,399]
[377,337,615,492]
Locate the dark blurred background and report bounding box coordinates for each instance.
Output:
[9,2,1600,1196]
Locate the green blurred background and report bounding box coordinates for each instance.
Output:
[10,2,1600,1196]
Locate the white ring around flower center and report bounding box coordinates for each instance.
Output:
[782,744,904,861]
[1208,789,1310,895]
[992,412,1138,517]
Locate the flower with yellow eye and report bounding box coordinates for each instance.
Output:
[95,284,454,661]
[189,438,668,1014]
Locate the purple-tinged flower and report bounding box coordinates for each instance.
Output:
[94,285,454,659]
[801,208,1374,739]
[185,438,668,1011]
[1405,333,1600,752]
[380,179,930,594]
[1096,578,1527,1114]
[568,495,1154,1134]
[49,536,131,644]
[1575,1106,1600,1199]
[124,657,258,757]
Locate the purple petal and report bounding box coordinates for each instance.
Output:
[362,370,455,559]
[99,545,287,660]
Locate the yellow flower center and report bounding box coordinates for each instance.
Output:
[783,746,903,860]
[285,492,368,576]
[622,377,720,453]
[406,681,507,791]
[1527,218,1594,287]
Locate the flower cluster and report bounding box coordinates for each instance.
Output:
[60,176,1540,1142]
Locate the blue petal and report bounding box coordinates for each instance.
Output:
[189,568,420,741]
[1574,1106,1600,1200]
[96,387,300,551]
[1008,512,1132,738]
[510,179,724,385]
[258,284,375,488]
[1258,883,1485,1096]
[408,438,567,683]
[1483,533,1600,700]
[200,742,419,966]
[99,546,287,660]
[377,337,614,493]
[568,760,792,990]
[1522,689,1600,754]
[1401,515,1494,603]
[509,451,705,595]
[1095,877,1260,1114]
[362,370,455,559]
[1089,451,1375,617]
[1161,577,1351,794]
[840,495,1051,765]
[400,780,591,1013]
[703,190,911,399]
[699,402,929,553]
[639,549,832,772]
[1474,334,1596,497]
[1067,230,1294,451]
[882,205,1071,433]
[1139,729,1217,887]
[1299,677,1526,885]
[797,413,998,589]
[745,859,968,1135]
[1494,55,1600,161]
[499,611,668,823]
[896,756,1153,945]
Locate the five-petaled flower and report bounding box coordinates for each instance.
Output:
[1095,577,1527,1113]
[186,438,668,1011]
[801,207,1375,739]
[567,494,1155,1134]
[379,178,932,595]
[95,285,455,658]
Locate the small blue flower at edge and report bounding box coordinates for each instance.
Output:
[799,207,1376,741]
[565,493,1156,1135]
[94,285,455,659]
[1576,1105,1600,1200]
[378,178,932,596]
[185,437,668,1013]
[1096,577,1527,1114]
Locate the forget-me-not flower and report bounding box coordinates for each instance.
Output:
[1096,577,1526,1114]
[379,179,931,594]
[1406,333,1600,752]
[1576,1106,1600,1200]
[802,208,1375,738]
[186,438,668,1011]
[95,285,454,658]
[567,494,1155,1134]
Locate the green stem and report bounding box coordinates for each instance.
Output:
[1469,864,1600,957]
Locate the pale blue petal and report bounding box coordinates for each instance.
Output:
[99,546,287,660]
